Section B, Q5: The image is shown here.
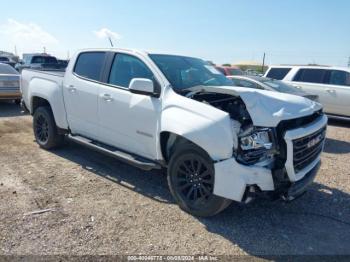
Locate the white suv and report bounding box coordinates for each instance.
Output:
[265,66,350,118]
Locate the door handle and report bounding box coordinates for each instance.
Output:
[66,85,76,93]
[101,93,113,102]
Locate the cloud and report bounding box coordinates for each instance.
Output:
[0,19,59,55]
[0,19,58,44]
[93,28,121,40]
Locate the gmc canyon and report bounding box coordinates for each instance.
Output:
[21,48,327,217]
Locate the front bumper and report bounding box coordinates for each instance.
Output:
[283,161,320,201]
[213,114,327,202]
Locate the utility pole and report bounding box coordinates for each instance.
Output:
[43,46,46,54]
[348,56,350,67]
[261,52,266,73]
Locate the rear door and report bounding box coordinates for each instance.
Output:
[289,68,337,113]
[97,52,161,159]
[63,51,107,140]
[322,70,350,117]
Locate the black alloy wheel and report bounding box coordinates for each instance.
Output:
[34,113,49,144]
[173,155,214,203]
[167,142,232,217]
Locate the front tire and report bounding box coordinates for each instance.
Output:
[167,143,231,217]
[33,106,64,149]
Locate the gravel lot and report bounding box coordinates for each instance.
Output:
[0,101,349,257]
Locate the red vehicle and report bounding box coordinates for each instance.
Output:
[215,65,244,76]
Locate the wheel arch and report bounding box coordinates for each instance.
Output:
[31,96,51,114]
[160,131,212,164]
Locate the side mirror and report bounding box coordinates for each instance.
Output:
[129,78,158,97]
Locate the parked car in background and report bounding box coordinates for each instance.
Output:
[229,75,319,101]
[0,56,16,68]
[21,48,327,217]
[15,53,66,72]
[0,63,21,103]
[215,65,244,76]
[57,59,69,68]
[265,65,350,118]
[245,69,263,76]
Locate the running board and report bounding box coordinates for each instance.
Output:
[67,134,161,171]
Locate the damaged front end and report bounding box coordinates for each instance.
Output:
[186,87,327,203]
[188,91,279,169]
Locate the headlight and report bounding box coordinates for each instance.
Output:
[240,129,273,150]
[237,128,275,165]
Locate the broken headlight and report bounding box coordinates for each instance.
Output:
[237,128,275,165]
[240,129,273,150]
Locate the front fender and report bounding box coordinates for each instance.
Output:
[160,106,234,161]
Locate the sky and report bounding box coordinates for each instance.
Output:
[0,0,349,66]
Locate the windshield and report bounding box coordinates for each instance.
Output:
[262,78,304,94]
[32,56,58,64]
[149,54,233,91]
[0,64,18,74]
[0,57,10,62]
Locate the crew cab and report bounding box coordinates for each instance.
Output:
[21,48,327,217]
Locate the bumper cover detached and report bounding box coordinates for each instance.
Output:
[283,161,320,201]
[213,157,320,203]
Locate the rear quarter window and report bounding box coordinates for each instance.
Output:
[327,70,350,86]
[74,52,106,81]
[266,68,291,80]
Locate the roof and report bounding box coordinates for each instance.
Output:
[75,48,209,60]
[268,64,350,72]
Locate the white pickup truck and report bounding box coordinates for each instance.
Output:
[21,48,328,216]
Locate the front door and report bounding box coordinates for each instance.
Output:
[98,53,161,159]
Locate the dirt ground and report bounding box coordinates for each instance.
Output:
[0,101,349,257]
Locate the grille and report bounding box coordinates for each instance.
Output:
[293,126,326,173]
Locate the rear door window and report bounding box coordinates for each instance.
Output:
[74,52,106,81]
[108,53,155,88]
[293,69,327,84]
[266,68,291,80]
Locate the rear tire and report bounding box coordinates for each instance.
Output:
[33,106,64,149]
[167,142,231,217]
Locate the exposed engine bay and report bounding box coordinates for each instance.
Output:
[187,91,277,167]
[188,92,252,124]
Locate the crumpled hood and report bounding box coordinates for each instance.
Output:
[189,85,323,127]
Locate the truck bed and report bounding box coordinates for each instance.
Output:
[21,68,68,130]
[23,68,65,78]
